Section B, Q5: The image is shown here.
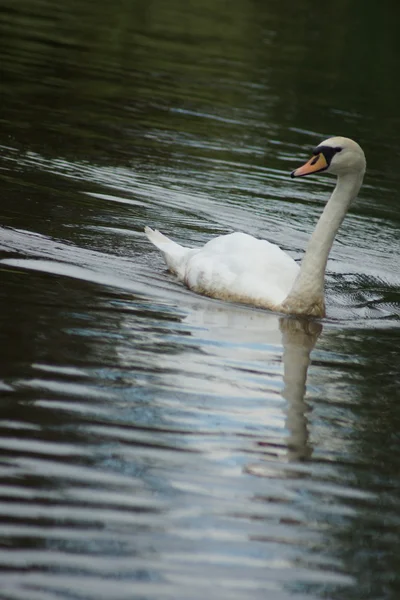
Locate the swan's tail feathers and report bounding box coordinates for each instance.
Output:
[144,225,177,252]
[144,226,188,274]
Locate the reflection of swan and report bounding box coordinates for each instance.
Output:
[280,318,321,461]
[145,137,366,317]
[181,303,321,461]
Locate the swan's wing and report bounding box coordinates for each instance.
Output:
[184,232,299,308]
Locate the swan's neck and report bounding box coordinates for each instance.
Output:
[282,171,363,316]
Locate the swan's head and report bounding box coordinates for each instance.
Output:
[291,136,366,179]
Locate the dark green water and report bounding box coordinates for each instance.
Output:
[1,1,400,599]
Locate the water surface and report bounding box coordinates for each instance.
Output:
[1,1,400,599]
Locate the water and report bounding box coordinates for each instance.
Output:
[1,1,400,599]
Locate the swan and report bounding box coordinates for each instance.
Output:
[145,136,366,317]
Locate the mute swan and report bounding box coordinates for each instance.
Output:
[145,136,366,317]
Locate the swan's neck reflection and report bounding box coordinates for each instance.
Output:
[181,301,322,462]
[280,317,322,461]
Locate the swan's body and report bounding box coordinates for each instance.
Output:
[145,137,366,317]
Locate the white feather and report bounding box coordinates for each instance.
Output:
[145,227,299,309]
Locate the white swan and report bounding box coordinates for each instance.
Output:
[145,136,366,317]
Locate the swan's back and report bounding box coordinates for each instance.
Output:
[145,228,299,310]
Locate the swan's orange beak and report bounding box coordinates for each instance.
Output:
[291,152,328,178]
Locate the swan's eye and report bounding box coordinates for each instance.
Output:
[334,147,342,153]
